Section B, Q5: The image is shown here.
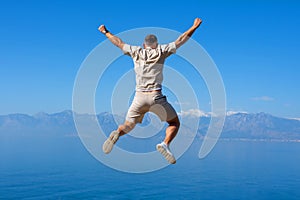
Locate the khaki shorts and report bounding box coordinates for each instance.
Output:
[126,91,178,124]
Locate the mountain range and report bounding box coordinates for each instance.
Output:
[1,110,300,141]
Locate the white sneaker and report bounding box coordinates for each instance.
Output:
[102,130,119,154]
[156,142,176,164]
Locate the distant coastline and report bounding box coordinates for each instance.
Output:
[1,110,300,141]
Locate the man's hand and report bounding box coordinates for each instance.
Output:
[193,18,202,29]
[98,25,108,34]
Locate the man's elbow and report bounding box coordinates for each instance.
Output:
[175,41,182,49]
[118,42,125,49]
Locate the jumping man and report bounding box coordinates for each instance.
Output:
[99,18,202,164]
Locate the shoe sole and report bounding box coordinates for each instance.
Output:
[156,145,176,164]
[103,131,119,154]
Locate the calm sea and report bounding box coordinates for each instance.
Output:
[1,138,300,199]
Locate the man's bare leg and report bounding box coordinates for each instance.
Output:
[156,116,180,164]
[164,116,180,145]
[102,121,135,154]
[117,121,136,136]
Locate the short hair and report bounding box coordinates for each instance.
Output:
[144,34,158,47]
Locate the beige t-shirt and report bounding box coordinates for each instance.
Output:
[123,42,176,91]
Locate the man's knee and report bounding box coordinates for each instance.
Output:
[125,121,136,130]
[167,117,180,128]
[118,121,136,134]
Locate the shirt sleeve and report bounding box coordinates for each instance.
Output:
[122,44,140,57]
[161,42,176,57]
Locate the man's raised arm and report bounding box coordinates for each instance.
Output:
[175,18,202,49]
[98,25,125,49]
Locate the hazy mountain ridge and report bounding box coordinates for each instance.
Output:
[1,110,300,140]
[222,112,300,140]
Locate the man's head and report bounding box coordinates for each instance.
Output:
[144,34,158,48]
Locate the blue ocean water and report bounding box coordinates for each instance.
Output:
[1,139,300,199]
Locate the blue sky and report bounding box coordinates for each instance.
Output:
[0,0,299,118]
